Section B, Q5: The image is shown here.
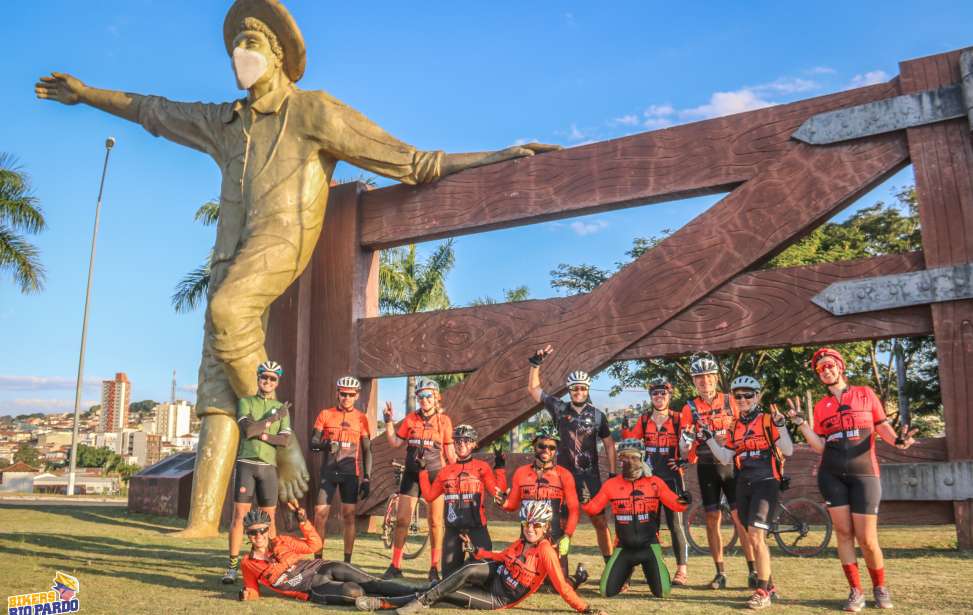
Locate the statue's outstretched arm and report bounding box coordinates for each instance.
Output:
[440,143,562,177]
[35,72,140,123]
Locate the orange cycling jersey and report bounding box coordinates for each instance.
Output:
[813,385,888,476]
[502,463,579,540]
[419,457,506,529]
[726,412,784,481]
[473,538,588,612]
[681,393,738,464]
[396,411,453,473]
[241,520,322,601]
[582,474,685,549]
[621,411,684,476]
[312,407,370,474]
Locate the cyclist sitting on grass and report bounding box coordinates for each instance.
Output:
[416,424,507,576]
[582,438,689,599]
[702,375,793,610]
[355,501,606,615]
[240,502,422,604]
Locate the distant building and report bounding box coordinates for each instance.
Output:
[99,372,131,433]
[33,472,119,495]
[37,431,73,447]
[92,431,121,453]
[119,430,162,467]
[0,462,40,493]
[172,433,199,451]
[152,401,192,442]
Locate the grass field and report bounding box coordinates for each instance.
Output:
[1,505,971,614]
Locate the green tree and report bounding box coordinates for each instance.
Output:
[0,154,47,293]
[73,444,115,468]
[171,200,218,313]
[13,444,41,468]
[469,285,530,305]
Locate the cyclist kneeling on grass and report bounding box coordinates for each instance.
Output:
[416,424,507,577]
[583,438,689,598]
[701,375,793,610]
[356,501,606,615]
[239,502,422,604]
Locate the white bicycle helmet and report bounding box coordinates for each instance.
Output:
[689,353,719,376]
[414,378,440,395]
[566,370,591,388]
[519,500,554,525]
[336,375,361,390]
[257,360,283,377]
[730,375,761,391]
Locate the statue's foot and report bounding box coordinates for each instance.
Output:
[172,524,220,539]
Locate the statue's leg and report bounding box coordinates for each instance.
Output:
[176,262,239,538]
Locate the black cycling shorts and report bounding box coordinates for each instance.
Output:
[234,460,278,507]
[697,462,736,512]
[736,475,780,530]
[399,469,439,497]
[818,471,881,515]
[574,473,603,507]
[317,471,359,505]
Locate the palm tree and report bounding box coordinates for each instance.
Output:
[0,153,46,293]
[171,200,218,313]
[380,240,456,411]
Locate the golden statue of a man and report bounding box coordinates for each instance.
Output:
[35,0,556,537]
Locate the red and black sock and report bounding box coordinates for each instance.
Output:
[867,566,885,588]
[842,562,862,590]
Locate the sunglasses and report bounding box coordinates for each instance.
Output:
[523,522,547,529]
[568,386,589,393]
[816,362,840,374]
[535,443,557,451]
[454,437,475,445]
[246,527,269,536]
[734,392,756,400]
[338,391,358,398]
[650,390,669,397]
[259,374,278,382]
[416,391,435,400]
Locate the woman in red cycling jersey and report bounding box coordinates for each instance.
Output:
[383,378,457,582]
[356,501,605,615]
[787,348,916,612]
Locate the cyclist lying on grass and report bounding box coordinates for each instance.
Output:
[239,502,425,604]
[356,500,606,615]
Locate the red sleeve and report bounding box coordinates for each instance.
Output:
[474,547,506,562]
[559,468,580,537]
[478,461,500,497]
[441,415,454,445]
[864,387,888,424]
[241,557,262,599]
[502,468,522,512]
[494,467,508,493]
[396,414,411,440]
[312,410,327,432]
[538,541,589,612]
[419,469,443,502]
[297,520,323,554]
[582,477,611,517]
[653,476,687,512]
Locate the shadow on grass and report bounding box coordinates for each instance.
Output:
[0,504,186,533]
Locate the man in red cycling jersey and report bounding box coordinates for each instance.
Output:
[311,376,372,563]
[355,501,606,615]
[703,375,793,610]
[678,352,756,589]
[787,348,916,612]
[621,375,691,585]
[583,439,689,598]
[239,502,421,605]
[384,378,456,582]
[500,424,587,588]
[417,424,507,576]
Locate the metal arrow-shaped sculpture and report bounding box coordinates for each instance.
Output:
[812,261,973,316]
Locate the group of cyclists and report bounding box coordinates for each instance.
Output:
[221,344,917,613]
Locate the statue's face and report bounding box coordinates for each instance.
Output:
[232,29,280,88]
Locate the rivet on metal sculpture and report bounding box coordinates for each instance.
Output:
[811,261,973,316]
[792,48,973,145]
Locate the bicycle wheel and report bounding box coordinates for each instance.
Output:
[685,502,738,555]
[773,497,832,557]
[382,497,397,549]
[403,497,429,560]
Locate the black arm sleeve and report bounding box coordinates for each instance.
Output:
[310,429,325,452]
[264,433,291,447]
[239,417,266,439]
[597,412,611,439]
[361,437,373,479]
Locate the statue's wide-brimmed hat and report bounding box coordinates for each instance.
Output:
[223,0,306,82]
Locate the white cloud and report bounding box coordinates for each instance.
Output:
[807,66,837,75]
[569,220,608,236]
[611,114,640,127]
[849,70,889,88]
[568,123,587,141]
[177,384,198,394]
[757,77,818,94]
[2,398,99,412]
[0,375,104,391]
[681,88,774,119]
[513,137,538,146]
[643,104,675,118]
[643,117,673,130]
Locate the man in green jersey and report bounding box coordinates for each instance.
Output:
[223,360,293,584]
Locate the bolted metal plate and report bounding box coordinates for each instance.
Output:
[792,83,967,145]
[881,461,973,501]
[812,261,973,316]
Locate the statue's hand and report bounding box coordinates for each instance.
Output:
[35,72,85,105]
[276,436,310,504]
[496,142,562,161]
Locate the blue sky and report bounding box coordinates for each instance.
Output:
[2,1,970,415]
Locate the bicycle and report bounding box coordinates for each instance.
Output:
[381,461,429,560]
[685,494,831,557]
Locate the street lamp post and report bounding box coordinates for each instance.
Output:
[67,137,115,496]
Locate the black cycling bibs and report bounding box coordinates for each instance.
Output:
[541,393,610,476]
